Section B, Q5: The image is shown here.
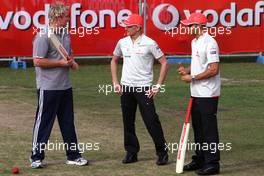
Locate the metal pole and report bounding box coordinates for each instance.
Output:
[138,0,147,35]
[139,0,143,15]
[143,0,147,35]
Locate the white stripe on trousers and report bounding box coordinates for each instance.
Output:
[32,90,44,155]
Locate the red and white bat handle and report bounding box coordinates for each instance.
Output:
[185,97,193,123]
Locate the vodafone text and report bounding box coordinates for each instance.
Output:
[1,1,263,30]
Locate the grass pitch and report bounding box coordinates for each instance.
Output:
[0,63,263,176]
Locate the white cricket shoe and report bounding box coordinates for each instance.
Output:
[30,160,43,169]
[66,157,88,166]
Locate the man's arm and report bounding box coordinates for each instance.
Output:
[149,42,169,85]
[33,58,72,68]
[69,42,79,70]
[181,62,219,83]
[111,55,120,84]
[147,55,169,98]
[156,55,169,85]
[195,62,219,80]
[110,55,122,95]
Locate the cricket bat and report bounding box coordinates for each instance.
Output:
[176,97,193,174]
[48,29,69,61]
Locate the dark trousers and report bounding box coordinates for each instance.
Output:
[120,86,167,155]
[31,88,81,161]
[191,97,220,167]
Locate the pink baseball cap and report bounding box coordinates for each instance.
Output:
[181,12,207,26]
[122,14,143,27]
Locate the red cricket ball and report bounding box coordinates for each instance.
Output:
[11,167,19,174]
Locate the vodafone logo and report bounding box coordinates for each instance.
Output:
[152,4,179,30]
[152,1,264,30]
[0,1,263,31]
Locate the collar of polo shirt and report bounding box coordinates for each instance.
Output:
[130,34,143,44]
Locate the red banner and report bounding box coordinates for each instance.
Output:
[0,0,263,57]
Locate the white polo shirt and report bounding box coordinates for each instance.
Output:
[113,35,164,87]
[191,32,221,97]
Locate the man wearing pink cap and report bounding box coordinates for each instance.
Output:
[179,12,221,175]
[111,14,169,165]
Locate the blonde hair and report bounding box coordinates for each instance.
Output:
[48,2,69,23]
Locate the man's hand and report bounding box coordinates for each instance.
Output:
[71,61,79,70]
[181,75,192,83]
[59,57,73,67]
[178,64,187,76]
[145,85,160,98]
[113,82,123,96]
[66,56,79,70]
[66,56,73,61]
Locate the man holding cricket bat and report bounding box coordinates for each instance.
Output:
[30,2,87,168]
[178,12,221,175]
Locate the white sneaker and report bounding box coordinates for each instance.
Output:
[30,160,43,169]
[66,157,88,166]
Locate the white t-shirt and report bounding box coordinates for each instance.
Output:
[190,32,221,97]
[113,35,164,87]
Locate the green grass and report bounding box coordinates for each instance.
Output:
[0,63,263,175]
